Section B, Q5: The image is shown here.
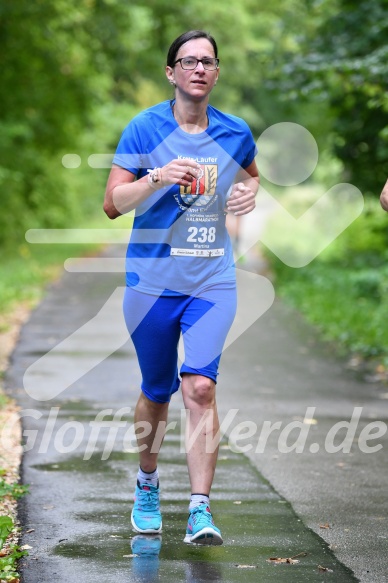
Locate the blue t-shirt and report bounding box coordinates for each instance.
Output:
[113,100,257,296]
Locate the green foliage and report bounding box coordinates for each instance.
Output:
[268,0,388,195]
[273,262,388,358]
[0,481,29,501]
[0,516,13,550]
[318,198,388,267]
[0,0,315,252]
[266,199,388,360]
[0,238,104,313]
[0,544,27,581]
[0,0,152,248]
[0,515,27,582]
[0,478,29,580]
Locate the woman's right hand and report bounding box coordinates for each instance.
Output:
[161,158,202,188]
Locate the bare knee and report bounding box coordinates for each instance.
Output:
[182,374,215,409]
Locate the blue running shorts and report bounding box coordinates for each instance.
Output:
[123,284,237,403]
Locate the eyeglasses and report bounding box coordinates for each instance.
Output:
[174,57,219,71]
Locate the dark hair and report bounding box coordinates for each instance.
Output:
[166,30,218,67]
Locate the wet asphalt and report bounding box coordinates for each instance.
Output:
[5,242,388,583]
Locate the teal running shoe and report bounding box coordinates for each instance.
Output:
[183,503,223,545]
[131,481,162,534]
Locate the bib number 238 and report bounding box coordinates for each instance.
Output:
[187,226,216,243]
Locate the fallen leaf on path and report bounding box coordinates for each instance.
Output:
[318,565,334,573]
[25,528,35,534]
[20,544,33,550]
[267,552,307,565]
[267,557,299,564]
[319,523,331,529]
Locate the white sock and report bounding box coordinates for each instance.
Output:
[189,493,210,512]
[137,466,159,488]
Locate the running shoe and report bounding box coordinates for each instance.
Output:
[183,503,223,545]
[131,481,162,533]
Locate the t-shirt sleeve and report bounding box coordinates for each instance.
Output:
[112,117,144,176]
[241,125,258,169]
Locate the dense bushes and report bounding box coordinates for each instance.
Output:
[265,197,388,362]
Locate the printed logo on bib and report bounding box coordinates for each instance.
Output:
[175,164,218,211]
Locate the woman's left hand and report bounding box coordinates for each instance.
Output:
[225,182,256,216]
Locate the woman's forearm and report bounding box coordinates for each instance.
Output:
[103,160,201,219]
[103,170,162,220]
[107,176,160,218]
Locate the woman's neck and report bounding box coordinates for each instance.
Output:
[172,97,209,134]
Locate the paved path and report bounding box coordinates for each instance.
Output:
[5,239,388,582]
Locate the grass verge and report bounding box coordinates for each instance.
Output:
[269,261,388,362]
[0,513,28,583]
[0,396,29,583]
[0,242,104,317]
[262,188,388,379]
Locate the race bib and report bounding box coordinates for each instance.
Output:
[171,165,226,258]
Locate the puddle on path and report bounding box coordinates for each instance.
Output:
[28,407,359,582]
[54,498,357,582]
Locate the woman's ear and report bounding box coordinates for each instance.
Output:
[165,66,175,86]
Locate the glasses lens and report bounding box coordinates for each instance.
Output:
[202,58,218,70]
[181,57,197,69]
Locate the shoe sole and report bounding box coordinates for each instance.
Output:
[184,527,223,545]
[131,511,162,534]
